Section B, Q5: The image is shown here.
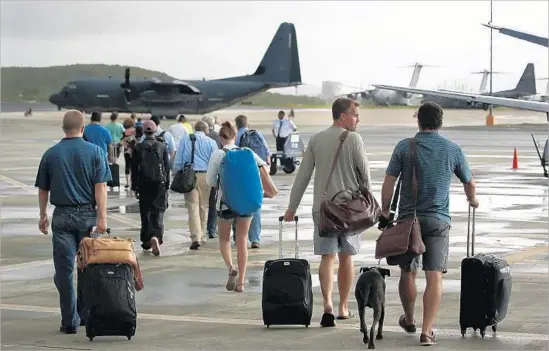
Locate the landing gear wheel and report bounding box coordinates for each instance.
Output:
[492,324,497,333]
[480,328,486,338]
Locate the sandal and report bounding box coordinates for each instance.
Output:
[234,283,244,293]
[226,269,238,291]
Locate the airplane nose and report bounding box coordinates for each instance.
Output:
[49,93,63,110]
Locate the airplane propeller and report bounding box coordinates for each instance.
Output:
[122,68,131,103]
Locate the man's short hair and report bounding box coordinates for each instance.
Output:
[90,111,102,122]
[201,115,215,129]
[235,115,248,129]
[417,102,443,130]
[178,115,186,122]
[332,97,359,120]
[150,115,161,126]
[110,112,118,121]
[63,110,85,132]
[278,110,285,116]
[194,120,208,132]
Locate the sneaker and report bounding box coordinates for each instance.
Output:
[399,314,417,333]
[419,331,438,346]
[143,248,153,253]
[251,242,260,249]
[189,241,201,250]
[208,232,218,239]
[150,237,161,256]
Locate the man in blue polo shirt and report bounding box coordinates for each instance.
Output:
[83,111,114,162]
[379,102,479,346]
[35,110,111,334]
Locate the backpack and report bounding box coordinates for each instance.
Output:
[219,147,263,215]
[239,130,269,161]
[155,131,167,145]
[137,140,166,183]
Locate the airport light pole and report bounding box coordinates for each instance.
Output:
[487,0,495,125]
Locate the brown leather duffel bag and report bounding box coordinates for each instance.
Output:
[77,235,144,291]
[375,138,425,265]
[319,131,381,237]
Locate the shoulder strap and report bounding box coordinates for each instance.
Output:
[190,134,196,165]
[159,131,166,138]
[323,131,350,198]
[409,138,418,215]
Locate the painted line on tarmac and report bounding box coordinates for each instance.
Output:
[0,173,140,228]
[505,244,548,264]
[0,259,53,273]
[0,174,36,195]
[0,303,546,342]
[0,166,38,171]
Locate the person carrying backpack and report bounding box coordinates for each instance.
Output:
[131,120,171,256]
[234,115,270,248]
[206,121,266,293]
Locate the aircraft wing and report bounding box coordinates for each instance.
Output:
[373,84,549,113]
[482,23,548,48]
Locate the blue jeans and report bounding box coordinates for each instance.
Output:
[207,186,217,235]
[232,209,261,243]
[51,206,96,329]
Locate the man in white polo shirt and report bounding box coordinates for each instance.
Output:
[272,110,297,153]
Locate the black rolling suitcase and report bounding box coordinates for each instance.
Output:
[82,263,137,341]
[262,215,313,328]
[459,206,512,338]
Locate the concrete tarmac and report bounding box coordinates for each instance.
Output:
[0,109,548,350]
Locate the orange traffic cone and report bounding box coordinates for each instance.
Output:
[512,148,518,169]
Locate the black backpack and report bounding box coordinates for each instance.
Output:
[138,140,166,183]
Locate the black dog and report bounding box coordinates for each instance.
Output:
[354,266,391,349]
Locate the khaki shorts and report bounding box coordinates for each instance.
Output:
[312,212,362,256]
[399,215,451,273]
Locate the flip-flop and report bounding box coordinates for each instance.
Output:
[226,269,238,291]
[336,312,355,320]
[320,312,336,327]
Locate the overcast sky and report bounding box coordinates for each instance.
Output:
[1,0,547,96]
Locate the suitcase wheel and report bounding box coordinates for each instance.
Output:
[480,328,486,338]
[127,336,132,340]
[266,325,270,328]
[305,324,309,328]
[460,328,466,337]
[88,337,94,341]
[492,324,497,333]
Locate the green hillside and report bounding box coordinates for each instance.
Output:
[0,64,328,107]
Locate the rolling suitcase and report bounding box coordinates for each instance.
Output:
[262,215,313,328]
[83,263,137,341]
[459,206,512,338]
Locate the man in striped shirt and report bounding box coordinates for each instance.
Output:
[379,102,479,346]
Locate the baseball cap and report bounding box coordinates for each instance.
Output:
[143,120,157,133]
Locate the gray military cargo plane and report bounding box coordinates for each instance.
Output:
[48,22,302,119]
[423,63,537,109]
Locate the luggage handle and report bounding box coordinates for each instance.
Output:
[278,215,299,259]
[88,226,112,238]
[467,206,475,257]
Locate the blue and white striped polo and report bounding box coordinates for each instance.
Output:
[386,131,472,225]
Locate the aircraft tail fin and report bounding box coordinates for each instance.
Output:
[514,63,536,95]
[408,63,423,88]
[251,22,301,87]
